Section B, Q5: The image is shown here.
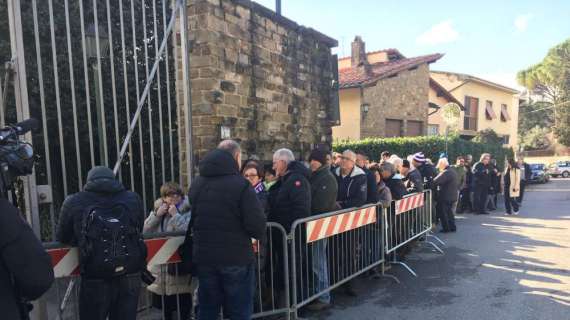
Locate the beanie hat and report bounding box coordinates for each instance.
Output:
[412,152,426,164]
[86,166,115,183]
[309,148,329,165]
[402,159,411,168]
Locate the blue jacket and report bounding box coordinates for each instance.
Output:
[334,166,368,209]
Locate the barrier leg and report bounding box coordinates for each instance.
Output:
[390,254,417,277]
[427,231,446,246]
[380,263,400,284]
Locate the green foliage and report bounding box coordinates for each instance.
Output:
[333,135,514,171]
[518,99,554,133]
[519,126,551,151]
[473,129,503,145]
[517,38,570,146]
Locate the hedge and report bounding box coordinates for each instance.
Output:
[333,135,514,171]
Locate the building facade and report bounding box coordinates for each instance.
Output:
[429,71,520,147]
[333,36,442,141]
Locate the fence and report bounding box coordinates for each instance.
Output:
[37,191,444,319]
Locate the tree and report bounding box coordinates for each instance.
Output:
[519,126,551,151]
[473,128,502,145]
[517,38,570,145]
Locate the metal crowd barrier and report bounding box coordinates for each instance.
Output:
[36,223,290,320]
[383,190,444,277]
[288,203,393,316]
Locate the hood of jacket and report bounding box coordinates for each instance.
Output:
[84,166,124,193]
[311,164,331,180]
[286,161,311,180]
[335,165,366,178]
[199,149,240,177]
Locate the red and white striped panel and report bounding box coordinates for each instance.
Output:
[47,236,185,279]
[305,206,376,243]
[395,193,425,215]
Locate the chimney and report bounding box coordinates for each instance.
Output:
[351,36,368,68]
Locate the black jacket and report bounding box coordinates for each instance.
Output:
[310,165,338,215]
[334,166,368,209]
[268,161,312,232]
[361,166,379,204]
[57,172,145,247]
[523,162,532,181]
[189,149,266,266]
[472,162,492,188]
[384,174,408,200]
[0,200,54,320]
[405,169,424,193]
[433,166,460,202]
[417,163,438,190]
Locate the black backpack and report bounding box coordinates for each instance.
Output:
[79,202,147,279]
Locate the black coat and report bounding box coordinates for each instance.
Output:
[57,173,145,246]
[268,161,312,232]
[334,166,368,209]
[0,200,54,320]
[472,162,492,189]
[405,169,424,193]
[384,175,408,200]
[361,166,379,204]
[310,165,338,215]
[417,163,438,190]
[433,166,460,202]
[189,149,266,266]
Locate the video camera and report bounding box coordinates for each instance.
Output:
[0,118,37,198]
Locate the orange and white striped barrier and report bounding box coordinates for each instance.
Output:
[305,206,377,243]
[47,236,184,278]
[395,193,424,215]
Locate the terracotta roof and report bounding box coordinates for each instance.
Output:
[431,70,519,94]
[338,48,405,61]
[339,53,443,89]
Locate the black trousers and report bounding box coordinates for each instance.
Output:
[473,186,489,214]
[152,293,193,320]
[504,189,520,214]
[518,180,526,203]
[436,201,456,232]
[457,188,473,212]
[79,273,141,320]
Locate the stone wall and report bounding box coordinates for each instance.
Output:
[176,0,338,182]
[360,64,429,138]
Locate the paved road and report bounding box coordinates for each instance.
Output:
[315,179,570,320]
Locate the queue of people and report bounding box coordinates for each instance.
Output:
[54,141,527,320]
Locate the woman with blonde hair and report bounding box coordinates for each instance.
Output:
[143,182,193,320]
[502,159,521,215]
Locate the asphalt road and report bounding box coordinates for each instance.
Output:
[315,178,570,320]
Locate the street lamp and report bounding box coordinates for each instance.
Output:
[85,24,109,165]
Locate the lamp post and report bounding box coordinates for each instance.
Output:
[85,24,109,165]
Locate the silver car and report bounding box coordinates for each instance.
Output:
[547,161,570,178]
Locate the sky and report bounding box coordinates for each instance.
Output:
[252,0,570,91]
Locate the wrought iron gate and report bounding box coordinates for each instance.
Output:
[2,0,192,241]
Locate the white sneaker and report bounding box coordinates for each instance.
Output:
[513,211,519,215]
[504,212,512,216]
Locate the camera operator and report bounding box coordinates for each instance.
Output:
[0,198,55,319]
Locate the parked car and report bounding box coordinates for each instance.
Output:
[528,163,550,183]
[547,161,570,178]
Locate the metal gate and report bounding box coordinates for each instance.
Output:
[1,0,192,241]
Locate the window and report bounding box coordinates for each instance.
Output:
[464,96,478,131]
[485,100,496,120]
[386,119,403,137]
[407,120,423,136]
[428,124,439,136]
[500,104,511,122]
[502,135,510,145]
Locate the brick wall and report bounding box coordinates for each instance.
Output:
[360,64,429,138]
[175,0,338,184]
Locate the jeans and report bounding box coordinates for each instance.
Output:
[197,263,255,320]
[311,240,330,304]
[79,273,141,320]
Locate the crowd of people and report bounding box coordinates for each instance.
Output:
[53,140,530,320]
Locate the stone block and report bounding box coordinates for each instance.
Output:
[224,94,242,106]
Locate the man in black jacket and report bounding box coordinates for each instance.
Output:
[1,199,54,320]
[188,140,266,320]
[472,153,492,215]
[433,158,459,232]
[517,158,531,206]
[268,148,311,305]
[401,160,424,194]
[307,148,338,310]
[412,152,437,190]
[333,150,367,296]
[357,153,379,204]
[57,166,146,320]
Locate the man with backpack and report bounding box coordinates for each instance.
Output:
[57,166,146,320]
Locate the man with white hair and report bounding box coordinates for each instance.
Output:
[472,153,492,215]
[433,157,459,232]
